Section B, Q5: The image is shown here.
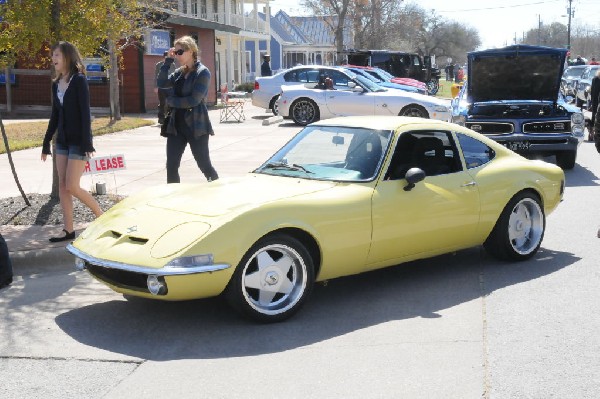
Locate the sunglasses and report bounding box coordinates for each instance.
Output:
[174,49,186,56]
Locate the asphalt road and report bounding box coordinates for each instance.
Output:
[1,137,600,399]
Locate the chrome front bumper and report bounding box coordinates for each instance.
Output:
[66,244,231,276]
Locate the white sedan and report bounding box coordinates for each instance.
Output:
[277,73,451,126]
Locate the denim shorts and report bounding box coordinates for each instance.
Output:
[55,143,90,161]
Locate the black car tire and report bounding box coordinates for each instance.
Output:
[426,78,439,95]
[555,151,577,170]
[484,191,545,262]
[399,104,429,118]
[291,98,320,126]
[225,234,315,323]
[269,95,280,115]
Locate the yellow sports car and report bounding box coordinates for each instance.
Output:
[67,116,565,322]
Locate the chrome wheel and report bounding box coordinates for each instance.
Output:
[484,192,545,261]
[226,234,314,322]
[291,99,318,125]
[507,198,544,255]
[426,79,439,95]
[399,104,428,118]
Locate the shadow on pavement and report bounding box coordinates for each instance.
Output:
[53,246,578,361]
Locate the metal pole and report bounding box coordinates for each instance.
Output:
[567,0,572,50]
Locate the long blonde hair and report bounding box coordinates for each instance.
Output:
[51,41,85,83]
[174,36,199,74]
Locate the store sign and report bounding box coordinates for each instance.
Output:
[83,58,105,83]
[146,29,171,56]
[0,72,15,85]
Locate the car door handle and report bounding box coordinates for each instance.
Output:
[461,181,477,187]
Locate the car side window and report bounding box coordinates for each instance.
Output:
[385,131,462,180]
[456,133,496,169]
[284,69,320,83]
[329,70,350,88]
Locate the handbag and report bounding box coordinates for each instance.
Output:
[160,110,172,137]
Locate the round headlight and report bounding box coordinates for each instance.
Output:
[571,112,584,125]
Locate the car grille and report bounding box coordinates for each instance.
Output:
[522,121,571,134]
[466,122,514,135]
[87,264,149,292]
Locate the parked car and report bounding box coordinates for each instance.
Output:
[344,49,442,94]
[343,65,428,95]
[574,65,600,108]
[343,66,423,94]
[451,45,585,170]
[561,65,587,97]
[67,116,565,322]
[277,69,451,126]
[252,65,354,115]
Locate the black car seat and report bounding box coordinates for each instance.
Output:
[413,136,449,176]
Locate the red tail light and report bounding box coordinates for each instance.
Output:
[254,81,259,90]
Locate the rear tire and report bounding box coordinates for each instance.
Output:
[555,151,577,170]
[484,192,545,261]
[291,98,320,126]
[269,95,280,115]
[426,78,439,95]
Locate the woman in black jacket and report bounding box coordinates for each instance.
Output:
[157,35,218,183]
[41,41,103,242]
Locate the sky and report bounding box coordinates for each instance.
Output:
[267,0,600,51]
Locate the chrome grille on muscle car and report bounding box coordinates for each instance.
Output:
[465,122,514,135]
[522,121,571,134]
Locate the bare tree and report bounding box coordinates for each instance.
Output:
[0,114,30,206]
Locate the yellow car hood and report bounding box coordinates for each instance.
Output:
[146,174,335,216]
[74,174,336,264]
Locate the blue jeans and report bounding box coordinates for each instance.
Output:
[55,143,90,161]
[0,234,13,282]
[166,126,218,183]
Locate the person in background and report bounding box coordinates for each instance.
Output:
[157,35,219,183]
[589,57,599,65]
[41,41,103,243]
[590,69,600,143]
[0,233,13,290]
[261,54,272,77]
[155,51,176,124]
[572,55,586,66]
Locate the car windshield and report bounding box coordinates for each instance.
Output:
[355,75,386,92]
[564,67,585,77]
[255,125,392,181]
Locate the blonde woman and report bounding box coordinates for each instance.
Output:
[41,41,102,242]
[157,35,218,183]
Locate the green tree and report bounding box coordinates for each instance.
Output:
[0,0,151,198]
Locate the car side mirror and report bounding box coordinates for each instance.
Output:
[404,167,426,191]
[348,82,356,88]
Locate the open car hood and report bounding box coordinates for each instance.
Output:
[467,45,567,103]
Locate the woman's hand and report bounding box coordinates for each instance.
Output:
[86,152,95,158]
[41,153,48,162]
[167,47,176,58]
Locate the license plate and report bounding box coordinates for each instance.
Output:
[504,141,530,151]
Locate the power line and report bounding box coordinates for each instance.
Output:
[436,0,562,13]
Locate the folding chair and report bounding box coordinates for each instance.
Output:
[219,84,246,123]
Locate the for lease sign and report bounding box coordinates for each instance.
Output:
[83,154,126,175]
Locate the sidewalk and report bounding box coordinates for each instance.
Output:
[1,103,298,274]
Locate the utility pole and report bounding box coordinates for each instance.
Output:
[538,14,542,45]
[567,0,573,50]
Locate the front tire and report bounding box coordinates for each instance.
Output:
[555,151,577,170]
[225,234,315,322]
[291,98,319,126]
[484,192,545,261]
[399,104,429,118]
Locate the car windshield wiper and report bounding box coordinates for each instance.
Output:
[262,162,313,174]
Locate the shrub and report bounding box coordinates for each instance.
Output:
[234,82,255,93]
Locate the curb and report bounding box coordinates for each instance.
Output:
[10,247,75,275]
[262,115,283,126]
